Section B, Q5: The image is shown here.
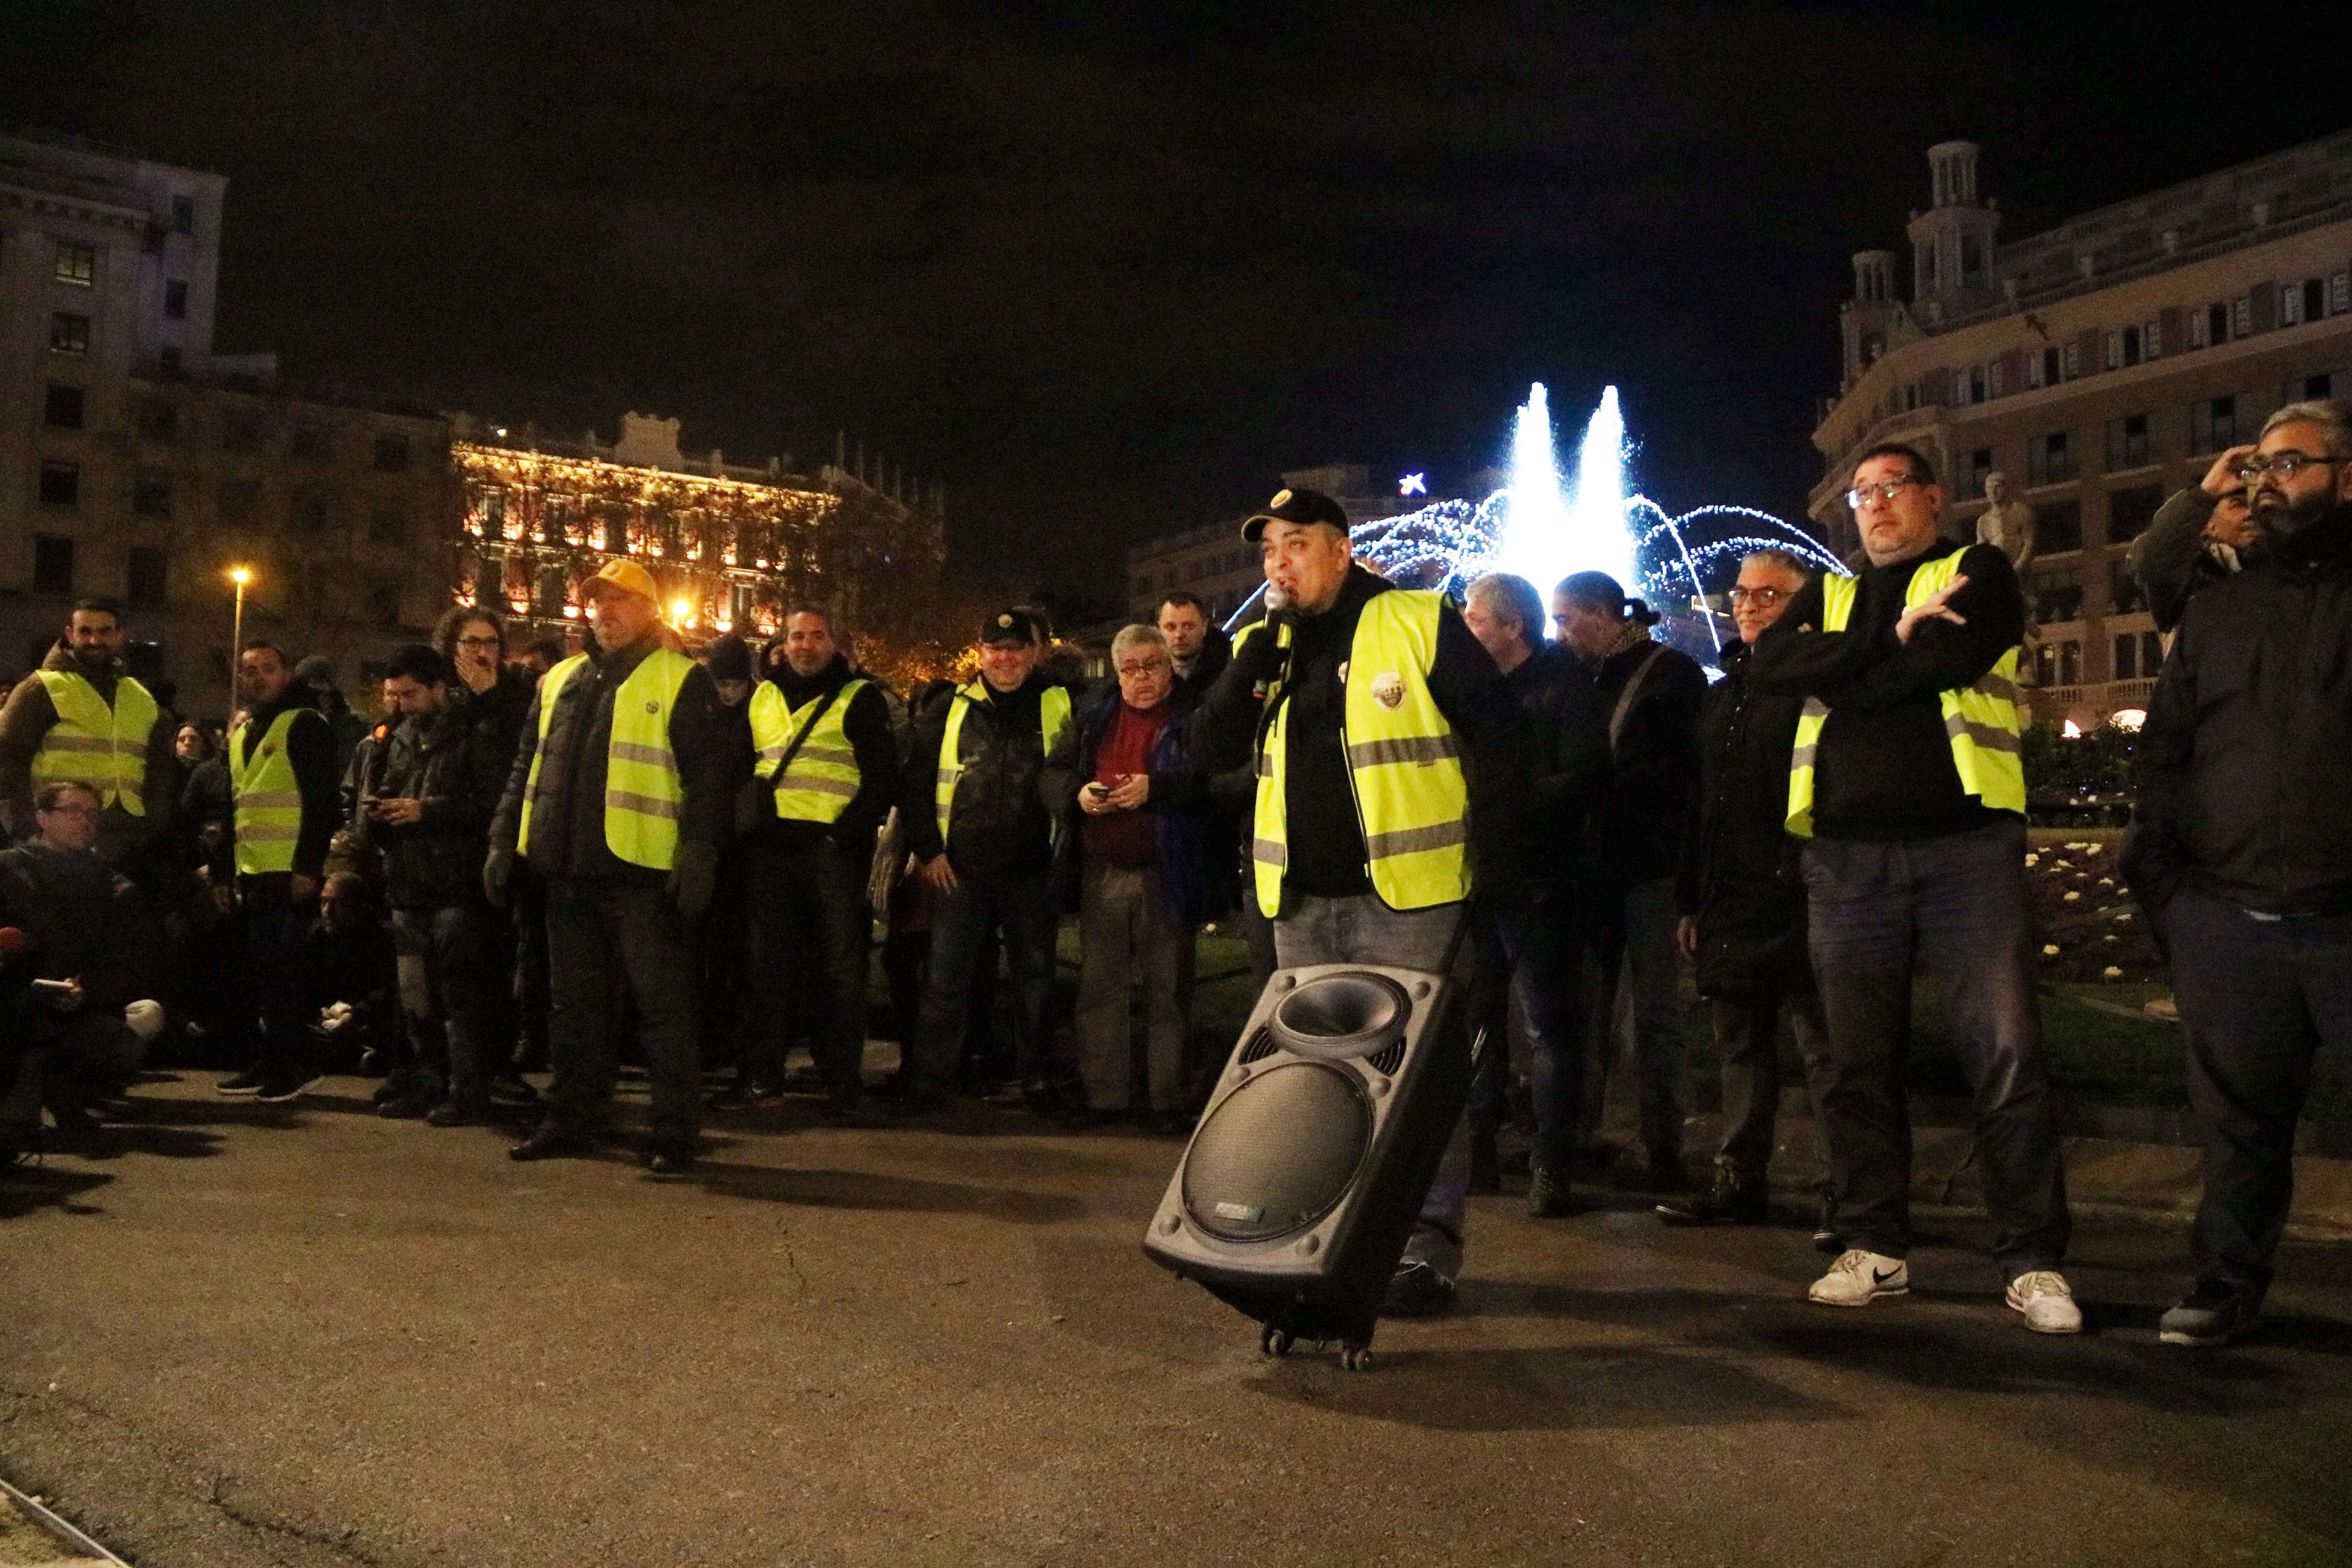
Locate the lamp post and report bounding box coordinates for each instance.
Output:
[226,565,251,726]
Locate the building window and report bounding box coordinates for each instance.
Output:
[292,492,333,534]
[2191,395,2242,454]
[53,241,95,286]
[221,410,265,454]
[2334,272,2351,315]
[37,461,80,508]
[1961,448,1994,500]
[2109,484,2164,543]
[2030,573,2083,626]
[2104,331,2121,371]
[32,536,76,596]
[2114,632,2139,681]
[290,425,333,464]
[2107,413,2152,471]
[164,279,188,319]
[43,384,85,429]
[1968,366,1988,404]
[127,547,168,609]
[367,507,407,545]
[2029,431,2075,486]
[157,345,181,372]
[2232,296,2252,337]
[2037,497,2083,553]
[371,433,411,473]
[369,587,404,629]
[132,471,173,517]
[50,312,90,354]
[171,195,195,233]
[2295,372,2338,402]
[138,398,177,441]
[218,478,262,527]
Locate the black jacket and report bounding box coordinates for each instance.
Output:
[1194,565,1526,903]
[0,840,151,1012]
[1168,627,1233,714]
[903,672,1059,883]
[2126,488,2242,635]
[2128,505,2352,917]
[1488,641,1591,903]
[363,690,513,910]
[1561,636,1704,896]
[1676,638,1807,994]
[490,635,748,883]
[1750,538,2026,841]
[754,656,902,854]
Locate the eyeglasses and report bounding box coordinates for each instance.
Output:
[1845,477,1927,510]
[2231,453,2341,482]
[1727,586,1789,607]
[1115,661,1171,678]
[454,635,501,649]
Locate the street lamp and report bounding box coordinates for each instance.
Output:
[226,565,252,726]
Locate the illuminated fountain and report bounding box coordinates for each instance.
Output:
[1227,383,1846,662]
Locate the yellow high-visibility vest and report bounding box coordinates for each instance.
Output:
[1786,552,2026,837]
[229,709,304,874]
[1251,589,1470,917]
[31,669,158,815]
[933,681,1072,846]
[750,677,869,825]
[518,648,696,871]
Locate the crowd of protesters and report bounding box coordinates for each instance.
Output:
[1,399,2346,1346]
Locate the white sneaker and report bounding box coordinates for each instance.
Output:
[1809,1249,1908,1307]
[2005,1270,2083,1334]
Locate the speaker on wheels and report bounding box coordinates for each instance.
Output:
[1142,962,1470,1367]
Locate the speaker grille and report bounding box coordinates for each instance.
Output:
[1182,1061,1371,1242]
[1237,1026,1278,1065]
[1366,1039,1407,1076]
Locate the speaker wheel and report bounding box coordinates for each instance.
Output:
[1260,1326,1294,1358]
[1341,1344,1374,1373]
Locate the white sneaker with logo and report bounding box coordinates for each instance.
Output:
[2005,1270,2083,1334]
[1809,1249,1909,1307]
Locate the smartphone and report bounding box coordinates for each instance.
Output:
[30,978,75,994]
[1085,782,1112,798]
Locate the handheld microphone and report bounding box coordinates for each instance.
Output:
[1264,584,1291,613]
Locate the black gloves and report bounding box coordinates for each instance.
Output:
[482,847,515,909]
[668,841,718,921]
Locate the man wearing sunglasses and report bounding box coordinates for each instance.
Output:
[1750,440,2078,1332]
[2132,399,2352,1347]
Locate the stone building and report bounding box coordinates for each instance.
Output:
[1124,463,1420,624]
[1,128,453,716]
[1813,132,2352,731]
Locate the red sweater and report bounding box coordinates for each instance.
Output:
[1080,703,1168,867]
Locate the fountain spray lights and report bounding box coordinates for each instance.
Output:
[1222,383,1847,651]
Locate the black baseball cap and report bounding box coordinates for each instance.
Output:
[1241,486,1350,543]
[978,608,1044,646]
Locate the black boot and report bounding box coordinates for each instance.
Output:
[1657,1166,1769,1226]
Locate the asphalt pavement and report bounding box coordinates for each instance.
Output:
[3,1070,2350,1568]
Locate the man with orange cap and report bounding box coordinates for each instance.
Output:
[486,560,749,1172]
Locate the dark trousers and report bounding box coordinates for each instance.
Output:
[2,1011,143,1130]
[390,904,505,1113]
[235,872,318,1076]
[2168,891,2352,1294]
[911,870,1057,1092]
[743,833,872,1094]
[1571,876,1687,1163]
[1468,896,1579,1150]
[511,866,552,1072]
[1803,819,2070,1277]
[542,876,701,1146]
[1708,981,1832,1183]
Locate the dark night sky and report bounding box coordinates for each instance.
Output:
[9,3,2344,598]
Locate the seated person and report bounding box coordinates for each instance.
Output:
[0,780,165,1143]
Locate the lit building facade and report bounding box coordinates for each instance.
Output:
[1812,132,2352,731]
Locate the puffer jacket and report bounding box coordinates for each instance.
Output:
[1676,638,1807,995]
[363,690,511,909]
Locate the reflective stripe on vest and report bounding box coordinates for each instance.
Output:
[750,677,869,825]
[933,681,1072,846]
[517,649,697,870]
[230,709,304,874]
[31,669,157,815]
[1251,590,1470,917]
[1785,555,2026,838]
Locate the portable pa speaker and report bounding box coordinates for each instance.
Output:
[1142,962,1469,1366]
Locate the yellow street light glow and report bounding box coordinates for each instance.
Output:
[670,598,695,624]
[227,566,252,585]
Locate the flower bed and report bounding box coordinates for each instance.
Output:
[2027,837,2166,986]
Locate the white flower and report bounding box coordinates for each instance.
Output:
[2104,934,2119,943]
[2063,891,2082,902]
[2113,911,2133,923]
[2086,843,2105,854]
[2042,944,2061,956]
[2066,842,2089,851]
[2102,965,2124,979]
[2098,876,2115,886]
[2054,860,2073,870]
[2024,853,2040,867]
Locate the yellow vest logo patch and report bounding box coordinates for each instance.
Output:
[1371,672,1406,709]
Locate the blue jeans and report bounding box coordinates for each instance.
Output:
[1472,896,1582,1169]
[1803,819,2070,1277]
[1273,895,1472,1280]
[1569,876,1688,1164]
[543,877,703,1146]
[912,871,1059,1092]
[2168,891,2352,1294]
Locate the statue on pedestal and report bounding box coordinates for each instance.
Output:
[1976,471,2037,574]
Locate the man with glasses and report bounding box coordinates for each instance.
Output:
[1751,442,2078,1332]
[2133,400,2352,1347]
[1046,623,1207,1133]
[1662,550,1836,1235]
